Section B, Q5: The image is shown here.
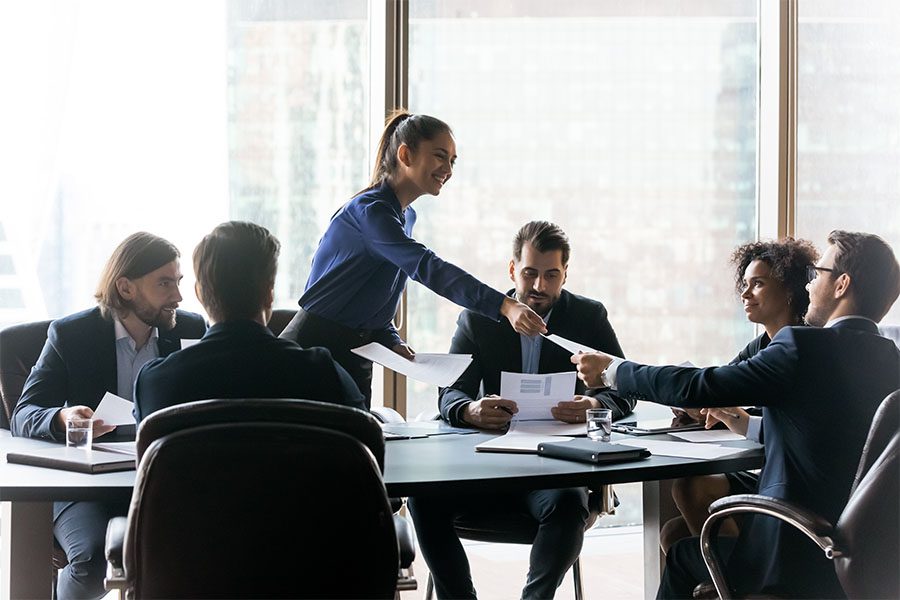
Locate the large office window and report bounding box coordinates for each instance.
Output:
[795,0,900,323]
[405,1,759,424]
[0,1,369,327]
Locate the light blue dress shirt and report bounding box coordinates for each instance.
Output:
[114,317,160,401]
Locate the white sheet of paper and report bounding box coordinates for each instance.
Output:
[510,420,586,437]
[180,338,201,349]
[92,392,135,426]
[474,430,574,453]
[499,371,576,421]
[615,438,748,459]
[542,334,598,355]
[669,430,746,443]
[351,342,472,387]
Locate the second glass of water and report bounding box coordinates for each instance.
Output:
[586,408,612,442]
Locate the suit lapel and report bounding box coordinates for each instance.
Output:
[157,335,180,358]
[97,314,118,394]
[540,291,572,374]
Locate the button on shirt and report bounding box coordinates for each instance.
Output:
[114,317,160,401]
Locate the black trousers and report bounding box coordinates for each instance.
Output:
[279,308,377,407]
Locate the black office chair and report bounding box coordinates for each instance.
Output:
[0,319,52,430]
[0,319,70,598]
[698,389,899,599]
[104,398,415,599]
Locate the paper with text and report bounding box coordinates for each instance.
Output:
[92,392,135,426]
[351,342,472,387]
[500,371,576,421]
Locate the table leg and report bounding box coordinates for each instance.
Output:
[1,501,54,600]
[642,481,662,599]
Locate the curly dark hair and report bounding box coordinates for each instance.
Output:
[730,238,820,323]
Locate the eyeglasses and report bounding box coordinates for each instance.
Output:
[807,265,838,283]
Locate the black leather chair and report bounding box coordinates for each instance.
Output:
[104,398,415,599]
[0,319,69,597]
[0,319,52,430]
[698,389,899,599]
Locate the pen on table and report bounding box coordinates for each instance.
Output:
[497,405,515,416]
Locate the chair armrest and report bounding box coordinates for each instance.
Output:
[700,494,837,600]
[708,494,835,542]
[393,513,416,568]
[104,516,128,591]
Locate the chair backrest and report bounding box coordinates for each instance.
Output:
[266,308,297,337]
[833,389,899,598]
[0,320,52,429]
[136,398,386,470]
[125,421,398,599]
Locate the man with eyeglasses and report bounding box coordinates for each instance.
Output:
[572,230,900,599]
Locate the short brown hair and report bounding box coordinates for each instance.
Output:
[193,221,280,322]
[827,230,900,322]
[94,232,180,318]
[513,221,571,266]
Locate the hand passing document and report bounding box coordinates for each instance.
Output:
[351,342,472,387]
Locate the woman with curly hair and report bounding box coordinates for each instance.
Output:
[661,237,820,551]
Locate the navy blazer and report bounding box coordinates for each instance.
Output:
[133,319,366,422]
[617,318,900,597]
[11,306,207,441]
[440,289,633,426]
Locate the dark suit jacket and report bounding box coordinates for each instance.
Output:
[133,319,366,422]
[11,306,206,441]
[617,318,900,597]
[440,289,634,427]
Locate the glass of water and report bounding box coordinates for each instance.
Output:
[586,408,612,442]
[66,417,93,450]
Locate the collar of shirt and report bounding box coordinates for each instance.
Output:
[113,315,159,351]
[824,315,877,328]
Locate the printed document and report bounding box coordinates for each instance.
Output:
[669,430,746,443]
[474,429,574,453]
[351,342,472,387]
[92,392,135,426]
[499,371,576,421]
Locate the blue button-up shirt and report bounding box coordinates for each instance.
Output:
[300,181,506,347]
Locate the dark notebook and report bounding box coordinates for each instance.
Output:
[6,446,136,474]
[537,439,651,465]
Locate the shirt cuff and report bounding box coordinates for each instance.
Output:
[745,415,762,442]
[605,356,625,390]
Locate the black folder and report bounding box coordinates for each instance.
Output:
[6,446,136,474]
[537,438,651,465]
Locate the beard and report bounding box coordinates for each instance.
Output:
[130,297,177,331]
[517,291,558,317]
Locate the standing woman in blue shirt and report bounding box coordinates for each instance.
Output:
[280,111,547,405]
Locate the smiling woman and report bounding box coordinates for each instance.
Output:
[276,110,548,405]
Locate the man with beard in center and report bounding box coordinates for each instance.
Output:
[407,221,633,600]
[11,231,206,600]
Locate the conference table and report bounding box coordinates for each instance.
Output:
[0,417,763,600]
